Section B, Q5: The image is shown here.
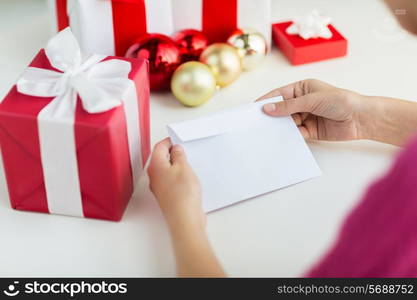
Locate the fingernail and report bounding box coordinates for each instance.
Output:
[263,103,276,113]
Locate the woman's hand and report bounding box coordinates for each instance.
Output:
[148,139,225,277]
[258,79,370,141]
[148,138,205,232]
[258,79,417,146]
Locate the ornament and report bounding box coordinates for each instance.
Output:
[171,61,216,107]
[125,34,180,90]
[199,43,241,87]
[227,29,267,71]
[173,29,209,62]
[286,10,332,40]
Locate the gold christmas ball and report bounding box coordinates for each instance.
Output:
[227,29,267,71]
[199,43,241,87]
[171,61,216,107]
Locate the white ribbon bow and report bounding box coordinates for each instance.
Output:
[286,10,332,40]
[17,28,131,117]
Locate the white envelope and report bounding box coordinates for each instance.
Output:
[167,97,321,212]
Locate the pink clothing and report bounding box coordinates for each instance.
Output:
[308,136,417,277]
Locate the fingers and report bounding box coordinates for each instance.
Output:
[148,138,190,177]
[258,80,315,116]
[170,144,188,166]
[292,113,302,126]
[256,89,283,101]
[148,138,171,175]
[298,126,311,139]
[263,94,315,116]
[257,79,316,102]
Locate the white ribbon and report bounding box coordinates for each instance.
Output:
[286,10,333,40]
[16,28,141,217]
[66,0,116,55]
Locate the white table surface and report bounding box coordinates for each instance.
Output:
[0,0,415,277]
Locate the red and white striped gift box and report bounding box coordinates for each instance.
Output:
[49,0,271,56]
[49,0,174,56]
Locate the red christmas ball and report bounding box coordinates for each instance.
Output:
[125,34,181,91]
[173,29,209,62]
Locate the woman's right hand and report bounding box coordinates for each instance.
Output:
[258,79,373,142]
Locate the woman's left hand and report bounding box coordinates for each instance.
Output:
[148,138,205,232]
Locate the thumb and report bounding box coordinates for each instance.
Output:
[263,95,315,116]
[170,144,188,165]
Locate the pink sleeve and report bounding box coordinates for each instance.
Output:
[307,136,417,277]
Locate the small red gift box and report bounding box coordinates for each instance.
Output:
[0,29,150,221]
[272,21,347,65]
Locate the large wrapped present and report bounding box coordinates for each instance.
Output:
[0,29,150,221]
[272,11,348,65]
[49,0,174,56]
[172,0,271,46]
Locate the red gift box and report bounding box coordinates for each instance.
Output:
[0,31,150,221]
[50,0,174,56]
[172,0,271,46]
[272,21,347,65]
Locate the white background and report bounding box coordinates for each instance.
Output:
[0,0,415,277]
